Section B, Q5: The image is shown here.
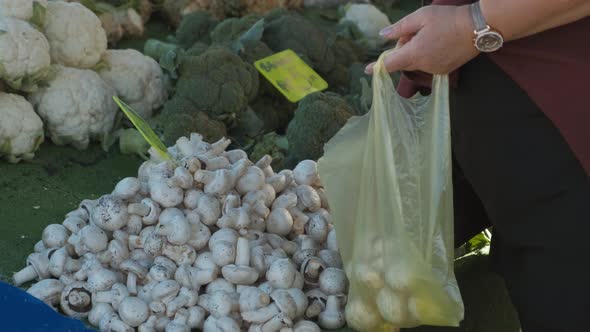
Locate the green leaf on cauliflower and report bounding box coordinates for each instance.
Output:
[29,1,47,30]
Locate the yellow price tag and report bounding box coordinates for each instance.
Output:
[254,49,328,103]
[113,96,171,160]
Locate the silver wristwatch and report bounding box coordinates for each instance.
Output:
[470,1,504,52]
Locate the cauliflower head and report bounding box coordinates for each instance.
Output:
[175,47,259,123]
[0,0,47,21]
[341,4,391,48]
[0,16,51,91]
[98,49,168,119]
[43,1,107,68]
[28,65,118,150]
[285,92,354,167]
[0,92,44,163]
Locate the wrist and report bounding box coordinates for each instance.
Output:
[467,1,504,52]
[479,0,511,41]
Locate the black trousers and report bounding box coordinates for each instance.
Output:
[450,55,590,331]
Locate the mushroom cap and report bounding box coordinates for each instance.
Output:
[286,288,308,319]
[270,289,298,320]
[27,278,64,306]
[60,282,93,318]
[266,259,296,289]
[151,279,180,303]
[221,264,259,285]
[293,320,321,332]
[113,177,141,200]
[87,267,119,292]
[42,224,69,248]
[26,250,51,279]
[266,208,294,236]
[110,283,131,309]
[48,247,69,277]
[319,268,349,295]
[141,198,161,224]
[91,195,129,231]
[119,259,148,279]
[79,224,108,253]
[88,303,115,327]
[118,296,149,327]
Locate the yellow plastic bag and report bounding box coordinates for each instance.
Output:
[318,50,464,330]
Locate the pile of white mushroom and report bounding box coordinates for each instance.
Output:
[14,133,349,332]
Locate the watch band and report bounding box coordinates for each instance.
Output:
[469,2,488,32]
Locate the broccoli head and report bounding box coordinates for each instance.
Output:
[174,47,259,124]
[285,92,354,168]
[150,96,228,146]
[210,14,263,44]
[324,36,367,93]
[175,10,220,48]
[250,97,295,134]
[262,12,336,74]
[249,131,289,171]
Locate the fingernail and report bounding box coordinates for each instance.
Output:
[379,26,393,37]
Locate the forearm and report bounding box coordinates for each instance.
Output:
[480,0,590,41]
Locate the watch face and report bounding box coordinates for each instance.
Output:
[475,31,503,52]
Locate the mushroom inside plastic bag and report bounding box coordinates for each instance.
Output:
[318,49,464,331]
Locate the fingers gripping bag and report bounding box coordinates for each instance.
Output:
[317,50,464,330]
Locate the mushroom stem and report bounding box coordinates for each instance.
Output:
[262,314,292,332]
[127,273,138,295]
[13,266,38,286]
[241,303,280,324]
[305,300,324,319]
[235,237,249,266]
[128,203,150,216]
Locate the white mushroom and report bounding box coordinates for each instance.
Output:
[118,296,150,327]
[292,320,321,331]
[166,287,198,317]
[89,303,115,327]
[48,247,82,278]
[42,224,69,248]
[318,295,346,329]
[167,166,194,189]
[148,256,177,282]
[266,258,297,290]
[60,282,93,318]
[377,287,408,325]
[112,177,141,200]
[91,195,129,231]
[293,160,320,187]
[128,198,161,225]
[295,185,321,212]
[99,312,133,332]
[13,249,52,286]
[119,259,148,295]
[94,283,129,310]
[165,308,190,332]
[198,290,234,318]
[186,306,206,330]
[27,279,64,307]
[156,213,191,245]
[318,268,349,296]
[236,166,266,195]
[68,224,108,257]
[266,208,294,236]
[221,237,259,285]
[194,159,249,196]
[239,286,271,313]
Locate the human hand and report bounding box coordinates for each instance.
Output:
[365,5,479,75]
